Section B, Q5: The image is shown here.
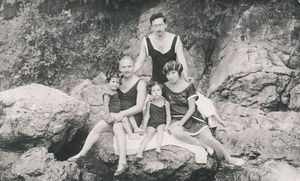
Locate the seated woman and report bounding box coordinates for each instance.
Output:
[161,61,244,166]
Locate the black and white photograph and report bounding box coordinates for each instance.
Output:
[0,0,299,180]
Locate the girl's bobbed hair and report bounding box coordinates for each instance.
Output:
[106,62,121,83]
[147,81,163,94]
[162,61,183,76]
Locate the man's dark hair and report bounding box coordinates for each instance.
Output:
[150,13,167,25]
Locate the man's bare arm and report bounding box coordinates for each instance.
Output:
[134,39,147,73]
[175,37,189,79]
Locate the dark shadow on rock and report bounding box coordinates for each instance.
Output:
[52,127,89,161]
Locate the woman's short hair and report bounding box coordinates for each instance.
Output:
[147,81,163,94]
[162,61,183,76]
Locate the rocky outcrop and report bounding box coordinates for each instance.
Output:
[2,147,99,181]
[0,83,90,152]
[0,83,91,179]
[209,2,300,111]
[70,78,108,128]
[212,102,300,180]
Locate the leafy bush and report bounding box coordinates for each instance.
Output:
[0,1,124,90]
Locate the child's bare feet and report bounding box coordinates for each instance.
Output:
[134,127,143,135]
[128,133,141,139]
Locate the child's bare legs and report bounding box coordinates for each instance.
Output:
[129,116,143,134]
[137,127,156,158]
[122,117,139,139]
[68,120,111,161]
[155,124,165,152]
[198,127,244,165]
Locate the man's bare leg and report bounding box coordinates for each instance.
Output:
[68,120,111,161]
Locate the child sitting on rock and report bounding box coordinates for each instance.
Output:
[67,66,122,162]
[137,82,171,158]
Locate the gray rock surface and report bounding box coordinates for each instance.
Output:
[0,83,90,152]
[209,3,300,111]
[3,147,84,181]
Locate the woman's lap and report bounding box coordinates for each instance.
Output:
[170,118,207,136]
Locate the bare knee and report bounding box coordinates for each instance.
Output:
[156,124,165,131]
[169,125,183,136]
[93,120,109,133]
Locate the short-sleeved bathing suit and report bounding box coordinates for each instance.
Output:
[146,36,178,83]
[117,80,143,126]
[148,102,166,129]
[162,83,208,135]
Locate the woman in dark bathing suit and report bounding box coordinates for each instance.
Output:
[162,61,245,166]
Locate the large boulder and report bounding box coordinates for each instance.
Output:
[1,147,98,181]
[70,79,108,128]
[75,132,218,181]
[0,83,90,153]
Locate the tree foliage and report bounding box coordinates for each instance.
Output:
[0,1,125,91]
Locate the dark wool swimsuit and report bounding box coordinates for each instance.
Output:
[162,83,208,135]
[108,93,121,113]
[148,102,166,129]
[117,80,143,126]
[146,36,178,83]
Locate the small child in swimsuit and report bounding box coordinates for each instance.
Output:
[102,69,122,124]
[137,82,171,158]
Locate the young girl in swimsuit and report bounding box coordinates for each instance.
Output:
[102,69,122,124]
[137,82,171,158]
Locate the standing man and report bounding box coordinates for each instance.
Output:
[134,12,192,83]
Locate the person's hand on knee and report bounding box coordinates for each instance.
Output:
[111,112,124,123]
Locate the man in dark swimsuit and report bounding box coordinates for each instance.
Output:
[134,12,192,83]
[67,56,147,176]
[110,56,147,175]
